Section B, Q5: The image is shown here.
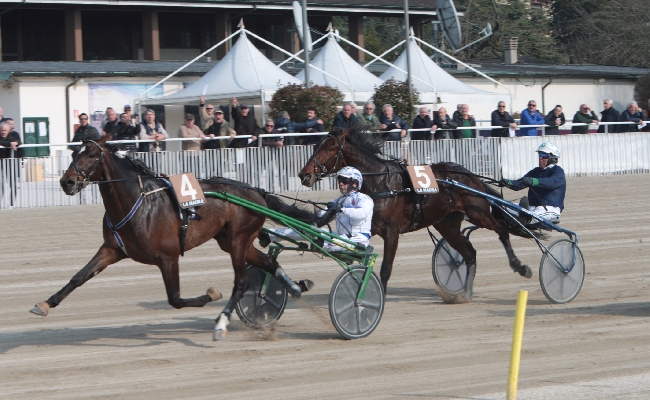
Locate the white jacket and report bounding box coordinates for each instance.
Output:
[322,191,374,236]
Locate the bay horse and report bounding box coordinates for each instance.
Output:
[298,126,537,302]
[30,135,312,339]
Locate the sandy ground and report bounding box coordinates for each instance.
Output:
[1,174,649,399]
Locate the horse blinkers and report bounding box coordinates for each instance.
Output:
[300,134,346,187]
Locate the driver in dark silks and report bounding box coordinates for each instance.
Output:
[261,166,374,251]
[501,142,566,223]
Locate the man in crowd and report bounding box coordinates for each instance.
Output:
[544,105,565,136]
[0,122,22,206]
[379,104,409,141]
[231,97,262,148]
[139,109,168,152]
[433,107,458,139]
[301,106,325,145]
[501,142,565,223]
[203,108,235,149]
[571,104,599,134]
[69,113,101,150]
[359,101,380,131]
[178,114,203,151]
[519,100,545,136]
[598,99,620,133]
[111,113,141,151]
[491,101,517,137]
[260,119,283,148]
[618,101,647,133]
[453,104,476,139]
[199,95,216,132]
[123,105,138,126]
[412,106,435,140]
[333,104,358,130]
[102,108,119,136]
[274,111,323,145]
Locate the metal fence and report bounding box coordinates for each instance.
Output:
[2,132,649,209]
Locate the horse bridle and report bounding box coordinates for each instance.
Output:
[71,140,105,186]
[308,133,346,179]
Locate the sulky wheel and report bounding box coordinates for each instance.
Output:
[329,266,384,340]
[539,239,585,304]
[432,238,470,299]
[236,265,288,328]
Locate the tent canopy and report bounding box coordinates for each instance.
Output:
[296,36,383,103]
[144,31,301,104]
[380,39,504,104]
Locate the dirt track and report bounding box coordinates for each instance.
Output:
[1,174,650,399]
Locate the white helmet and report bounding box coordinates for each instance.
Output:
[537,142,560,158]
[337,166,363,189]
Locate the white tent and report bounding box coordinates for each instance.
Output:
[144,30,301,105]
[380,39,503,104]
[296,36,383,103]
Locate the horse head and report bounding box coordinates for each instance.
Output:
[60,135,112,195]
[298,127,350,187]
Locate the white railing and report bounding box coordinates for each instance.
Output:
[2,132,649,209]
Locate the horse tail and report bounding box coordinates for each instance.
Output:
[481,182,548,241]
[260,192,318,225]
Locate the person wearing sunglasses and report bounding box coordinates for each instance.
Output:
[519,100,545,136]
[491,101,517,138]
[69,113,101,150]
[359,101,381,131]
[261,166,374,252]
[199,95,218,132]
[501,142,565,223]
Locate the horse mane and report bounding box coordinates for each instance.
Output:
[105,143,159,178]
[333,124,390,163]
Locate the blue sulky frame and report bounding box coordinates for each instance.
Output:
[433,178,585,304]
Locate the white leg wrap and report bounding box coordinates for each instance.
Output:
[213,313,229,341]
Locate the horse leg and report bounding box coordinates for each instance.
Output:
[157,256,222,309]
[379,232,400,293]
[29,245,126,316]
[215,233,302,298]
[465,206,532,279]
[433,212,478,303]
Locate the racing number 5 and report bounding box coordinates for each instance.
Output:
[180,173,198,200]
[413,166,431,188]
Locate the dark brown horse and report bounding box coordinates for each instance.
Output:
[298,126,535,302]
[30,135,310,339]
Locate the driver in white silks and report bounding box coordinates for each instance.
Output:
[265,166,374,252]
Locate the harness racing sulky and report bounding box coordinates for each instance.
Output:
[29,135,384,340]
[298,126,584,304]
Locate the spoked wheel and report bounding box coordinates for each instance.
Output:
[329,266,384,340]
[235,265,288,327]
[539,239,585,304]
[432,238,471,301]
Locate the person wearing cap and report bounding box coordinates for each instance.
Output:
[199,95,216,132]
[501,142,566,222]
[230,97,262,148]
[112,113,141,151]
[203,108,235,149]
[178,114,203,151]
[123,105,138,126]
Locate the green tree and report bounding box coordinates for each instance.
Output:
[371,79,420,122]
[551,0,650,67]
[453,0,566,63]
[268,84,344,130]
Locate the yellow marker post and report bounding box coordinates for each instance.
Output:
[507,290,528,400]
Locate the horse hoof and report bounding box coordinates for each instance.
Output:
[520,265,533,279]
[206,287,222,302]
[296,279,314,293]
[29,302,50,317]
[213,329,227,341]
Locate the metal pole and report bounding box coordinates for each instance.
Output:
[302,0,310,88]
[404,0,412,96]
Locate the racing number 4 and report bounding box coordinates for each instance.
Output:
[181,173,198,200]
[413,166,431,188]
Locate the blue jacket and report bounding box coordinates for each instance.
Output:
[519,109,545,136]
[274,117,319,133]
[332,111,358,129]
[511,165,566,210]
[379,113,410,131]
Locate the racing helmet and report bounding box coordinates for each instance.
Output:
[537,142,560,158]
[337,166,363,190]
